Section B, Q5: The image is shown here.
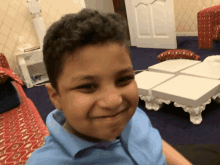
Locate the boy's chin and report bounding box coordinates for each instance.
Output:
[75,131,118,142]
[102,138,117,142]
[63,121,120,142]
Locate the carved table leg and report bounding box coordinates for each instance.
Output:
[183,107,203,125]
[139,95,171,111]
[174,99,211,125]
[212,92,220,104]
[213,97,220,104]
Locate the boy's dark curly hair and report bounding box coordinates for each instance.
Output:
[43,8,131,94]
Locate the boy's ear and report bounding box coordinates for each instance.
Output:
[45,83,61,110]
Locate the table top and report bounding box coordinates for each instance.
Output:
[151,75,220,107]
[180,61,220,80]
[148,59,201,74]
[135,71,175,96]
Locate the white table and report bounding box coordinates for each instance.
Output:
[136,59,220,125]
[152,75,220,124]
[15,49,49,88]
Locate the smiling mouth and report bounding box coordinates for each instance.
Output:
[102,112,121,118]
[99,108,127,118]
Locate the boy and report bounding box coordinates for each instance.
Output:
[26,8,192,165]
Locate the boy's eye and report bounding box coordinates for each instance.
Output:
[77,84,96,94]
[117,75,134,84]
[78,84,97,90]
[77,75,134,93]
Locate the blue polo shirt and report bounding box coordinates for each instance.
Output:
[26,107,167,165]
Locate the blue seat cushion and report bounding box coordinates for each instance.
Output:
[0,79,21,114]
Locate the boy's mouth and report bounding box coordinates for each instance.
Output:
[102,110,125,118]
[97,107,128,119]
[92,102,129,119]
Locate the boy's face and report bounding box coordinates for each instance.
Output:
[46,42,139,142]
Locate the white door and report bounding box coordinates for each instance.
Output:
[125,0,177,49]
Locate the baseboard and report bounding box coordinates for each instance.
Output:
[176,32,198,36]
[126,33,198,47]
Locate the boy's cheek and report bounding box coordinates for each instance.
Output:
[129,81,139,96]
[76,95,92,104]
[133,82,140,104]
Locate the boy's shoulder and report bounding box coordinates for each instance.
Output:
[26,135,73,165]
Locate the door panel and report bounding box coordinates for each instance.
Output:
[125,0,177,49]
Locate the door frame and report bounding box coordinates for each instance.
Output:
[80,0,131,46]
[80,0,86,8]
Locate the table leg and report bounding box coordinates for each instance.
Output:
[212,92,220,104]
[213,98,220,104]
[139,95,171,111]
[174,99,211,125]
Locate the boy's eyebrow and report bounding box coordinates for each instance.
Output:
[73,67,134,82]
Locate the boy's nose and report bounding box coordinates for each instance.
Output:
[99,92,123,109]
